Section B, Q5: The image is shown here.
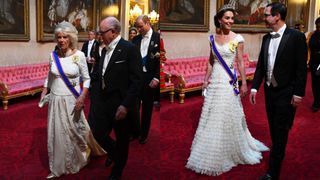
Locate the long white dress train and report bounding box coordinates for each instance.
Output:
[186,34,269,176]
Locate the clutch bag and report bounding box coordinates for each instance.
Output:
[38,94,51,108]
[202,88,208,97]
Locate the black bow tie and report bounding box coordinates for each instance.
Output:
[270,33,280,39]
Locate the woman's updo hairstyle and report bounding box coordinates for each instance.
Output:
[54,21,78,50]
[214,4,235,28]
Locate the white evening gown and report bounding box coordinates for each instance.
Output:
[44,50,106,177]
[186,34,269,176]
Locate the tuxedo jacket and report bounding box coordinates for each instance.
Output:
[81,40,99,71]
[90,38,143,109]
[308,31,320,71]
[81,40,99,57]
[132,31,160,82]
[251,28,307,97]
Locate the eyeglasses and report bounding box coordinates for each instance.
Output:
[99,28,113,35]
[264,14,272,17]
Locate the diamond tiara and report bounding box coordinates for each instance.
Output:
[217,4,235,14]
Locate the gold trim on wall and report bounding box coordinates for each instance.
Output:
[37,0,97,42]
[0,0,30,41]
[159,0,210,32]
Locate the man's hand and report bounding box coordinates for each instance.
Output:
[291,96,302,107]
[249,92,257,105]
[86,57,95,64]
[115,105,128,120]
[149,79,159,88]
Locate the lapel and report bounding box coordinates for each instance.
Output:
[82,41,88,54]
[263,35,271,68]
[90,40,97,54]
[147,32,156,57]
[104,38,124,76]
[274,28,290,67]
[99,48,107,77]
[136,35,143,48]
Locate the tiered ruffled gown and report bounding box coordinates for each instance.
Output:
[186,34,269,176]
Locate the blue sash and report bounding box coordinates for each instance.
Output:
[209,35,239,95]
[142,56,147,66]
[52,51,82,98]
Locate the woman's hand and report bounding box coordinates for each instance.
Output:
[74,95,85,111]
[202,81,209,90]
[41,88,48,100]
[240,83,248,97]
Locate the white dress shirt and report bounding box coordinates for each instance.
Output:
[87,39,95,58]
[140,28,153,58]
[266,24,286,86]
[251,24,286,93]
[102,35,121,75]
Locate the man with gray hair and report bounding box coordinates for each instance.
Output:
[88,16,142,180]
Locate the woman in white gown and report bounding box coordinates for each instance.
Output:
[40,21,106,179]
[186,5,269,176]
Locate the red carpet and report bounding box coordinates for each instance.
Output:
[160,72,320,180]
[0,96,160,179]
[0,72,319,179]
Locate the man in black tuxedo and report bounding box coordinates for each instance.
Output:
[132,15,160,144]
[249,3,307,180]
[81,30,99,72]
[88,17,142,180]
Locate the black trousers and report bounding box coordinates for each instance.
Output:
[88,90,130,176]
[264,84,296,179]
[139,84,155,140]
[310,65,320,108]
[128,98,141,138]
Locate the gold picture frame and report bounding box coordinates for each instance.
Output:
[0,0,30,41]
[37,0,97,42]
[98,0,121,22]
[217,0,287,33]
[159,0,209,32]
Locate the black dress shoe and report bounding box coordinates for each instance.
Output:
[105,157,113,167]
[129,135,139,141]
[139,137,147,144]
[108,174,120,180]
[312,106,319,112]
[259,174,272,180]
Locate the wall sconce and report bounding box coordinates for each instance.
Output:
[129,4,143,26]
[148,10,159,25]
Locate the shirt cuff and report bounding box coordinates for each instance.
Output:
[293,95,302,99]
[251,89,257,93]
[153,78,159,82]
